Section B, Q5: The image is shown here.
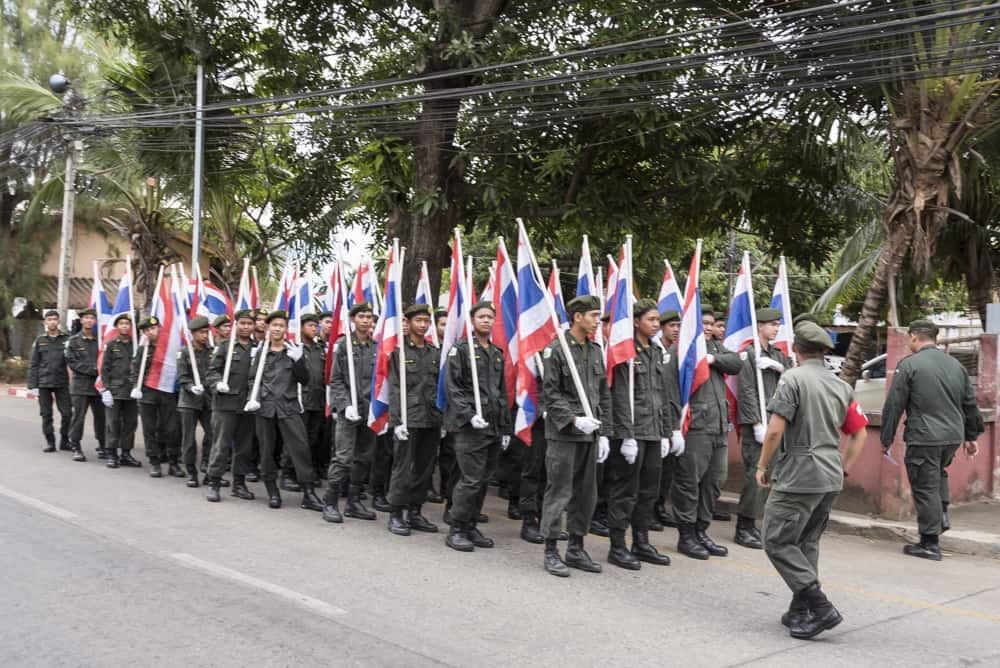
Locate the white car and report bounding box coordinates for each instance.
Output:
[853,354,887,413]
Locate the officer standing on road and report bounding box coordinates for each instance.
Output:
[176,316,212,488]
[386,304,442,536]
[654,310,683,529]
[757,321,868,639]
[100,313,141,469]
[880,319,984,561]
[291,313,327,489]
[130,317,183,479]
[28,309,71,453]
[64,308,105,461]
[539,295,611,577]
[734,307,790,550]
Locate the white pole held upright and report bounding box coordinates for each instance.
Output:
[336,251,359,413]
[397,246,407,428]
[173,264,201,387]
[133,264,164,393]
[455,229,483,419]
[191,63,204,276]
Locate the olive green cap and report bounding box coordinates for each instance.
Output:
[659,310,680,324]
[756,307,782,323]
[234,309,255,322]
[794,321,834,350]
[113,313,132,325]
[78,308,97,317]
[318,311,333,319]
[254,308,268,319]
[212,314,231,328]
[792,312,818,326]
[138,316,159,331]
[633,298,659,319]
[567,295,601,316]
[469,300,496,317]
[300,313,320,326]
[188,316,210,331]
[434,308,448,320]
[349,302,373,317]
[404,303,432,318]
[701,304,714,316]
[266,309,288,323]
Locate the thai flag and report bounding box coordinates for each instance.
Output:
[678,240,710,435]
[415,261,438,346]
[602,255,619,365]
[514,224,556,445]
[94,262,135,392]
[368,243,400,435]
[657,259,683,316]
[770,256,796,365]
[90,261,112,341]
[200,281,231,321]
[349,259,376,310]
[494,240,518,408]
[548,261,568,328]
[273,259,302,342]
[289,269,314,343]
[436,233,468,412]
[480,261,496,303]
[604,245,635,383]
[576,236,604,347]
[145,273,183,393]
[324,262,347,385]
[234,262,258,313]
[723,253,756,433]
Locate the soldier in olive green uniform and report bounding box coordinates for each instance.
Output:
[130,316,183,478]
[605,298,672,570]
[386,304,442,536]
[880,319,984,561]
[443,301,511,552]
[654,310,684,529]
[212,314,231,341]
[431,308,454,504]
[517,366,552,544]
[670,311,743,560]
[323,302,378,523]
[65,308,105,461]
[540,296,612,577]
[176,316,213,487]
[100,313,142,468]
[204,309,258,502]
[734,307,791,549]
[280,313,326,491]
[758,321,868,639]
[28,310,71,452]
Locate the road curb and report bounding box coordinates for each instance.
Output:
[6,387,34,400]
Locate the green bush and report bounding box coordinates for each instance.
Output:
[0,358,30,384]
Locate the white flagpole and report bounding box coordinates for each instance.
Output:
[222,259,250,387]
[779,256,797,367]
[336,250,359,414]
[455,229,483,419]
[133,264,164,392]
[397,245,407,428]
[626,236,635,424]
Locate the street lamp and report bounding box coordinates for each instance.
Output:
[49,73,80,328]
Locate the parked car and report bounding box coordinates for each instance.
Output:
[853,354,887,413]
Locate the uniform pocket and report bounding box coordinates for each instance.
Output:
[763,506,802,546]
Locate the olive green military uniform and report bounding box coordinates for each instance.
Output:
[205,337,256,480]
[880,344,984,537]
[762,358,854,593]
[657,342,682,516]
[65,330,105,453]
[177,343,213,477]
[444,338,511,525]
[28,331,71,449]
[299,338,329,479]
[540,335,612,540]
[327,334,376,492]
[251,345,313,484]
[130,340,181,466]
[517,370,549,517]
[101,335,138,456]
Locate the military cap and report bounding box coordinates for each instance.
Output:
[78,308,97,317]
[43,309,59,319]
[254,308,268,319]
[404,303,432,319]
[349,301,373,317]
[756,307,782,323]
[138,315,159,331]
[659,309,681,324]
[792,312,818,326]
[188,315,210,331]
[266,309,289,323]
[567,295,601,316]
[469,300,496,317]
[318,311,333,319]
[701,304,714,316]
[633,298,659,319]
[113,313,132,326]
[234,309,255,322]
[300,313,320,325]
[212,314,231,328]
[907,319,939,337]
[434,308,448,320]
[794,321,834,350]
[714,312,726,321]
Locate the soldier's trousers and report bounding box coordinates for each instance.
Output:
[763,490,838,593]
[438,433,458,499]
[105,399,138,453]
[370,432,393,494]
[328,417,375,487]
[450,428,501,524]
[258,414,314,484]
[606,439,662,531]
[139,391,180,464]
[518,421,548,515]
[282,409,325,479]
[388,428,439,507]
[69,394,105,450]
[905,443,959,537]
[179,408,212,475]
[671,431,727,525]
[738,436,768,520]
[207,411,254,479]
[541,438,598,540]
[37,387,71,446]
[498,438,525,498]
[659,454,678,500]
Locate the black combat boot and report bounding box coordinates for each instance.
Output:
[903,534,942,561]
[781,590,810,628]
[119,451,142,467]
[322,484,344,523]
[344,484,376,520]
[565,534,602,573]
[300,483,323,512]
[677,523,710,560]
[941,502,951,533]
[206,479,221,503]
[648,518,664,532]
[544,539,570,577]
[712,510,731,521]
[280,472,302,492]
[790,583,843,639]
[442,504,453,526]
[388,507,411,536]
[72,447,87,462]
[264,481,282,509]
[407,505,438,533]
[446,522,474,552]
[507,496,522,520]
[105,450,120,468]
[477,512,488,524]
[467,523,495,548]
[735,515,763,550]
[168,461,186,478]
[372,492,391,513]
[696,520,728,557]
[607,528,641,571]
[632,529,670,565]
[589,513,610,538]
[149,463,163,478]
[59,438,72,451]
[426,489,444,504]
[245,468,260,482]
[186,471,200,488]
[520,513,545,544]
[230,475,255,500]
[43,437,56,453]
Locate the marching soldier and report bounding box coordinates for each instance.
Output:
[757,321,868,639]
[176,316,212,488]
[204,309,257,502]
[605,298,672,570]
[100,313,141,468]
[880,319,984,561]
[130,316,183,479]
[443,301,511,552]
[318,311,333,342]
[64,308,105,461]
[429,308,452,505]
[734,307,790,549]
[295,313,329,487]
[654,309,683,529]
[247,308,269,481]
[28,310,71,453]
[212,314,232,341]
[540,295,611,577]
[323,302,377,523]
[517,365,550,543]
[386,303,442,536]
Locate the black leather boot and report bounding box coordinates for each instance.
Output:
[696,520,728,557]
[96,445,108,460]
[407,505,438,533]
[230,475,255,500]
[322,483,344,523]
[446,522,474,552]
[344,484,376,520]
[149,463,163,478]
[59,438,73,451]
[372,493,391,513]
[168,461,186,478]
[735,515,763,549]
[264,481,282,509]
[119,451,142,467]
[206,480,221,503]
[903,534,942,561]
[790,583,843,639]
[544,539,570,577]
[565,534,602,573]
[941,502,951,533]
[678,523,710,560]
[589,515,610,538]
[388,507,411,536]
[467,523,495,548]
[520,513,545,544]
[507,496,522,520]
[607,528,641,570]
[426,489,444,504]
[300,483,323,511]
[632,529,670,565]
[781,590,810,628]
[280,472,302,492]
[245,469,260,482]
[105,450,120,468]
[186,472,200,488]
[72,448,87,462]
[712,510,731,521]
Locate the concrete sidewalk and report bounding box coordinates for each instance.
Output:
[718,493,1000,560]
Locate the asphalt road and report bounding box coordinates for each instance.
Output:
[1,395,999,667]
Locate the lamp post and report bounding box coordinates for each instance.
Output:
[49,73,81,328]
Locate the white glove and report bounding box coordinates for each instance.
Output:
[286,344,303,361]
[671,430,686,456]
[621,438,639,465]
[660,437,671,458]
[596,436,610,463]
[216,381,230,394]
[440,427,447,439]
[756,356,784,373]
[573,416,601,435]
[706,353,716,365]
[243,399,261,412]
[394,424,409,441]
[344,405,361,423]
[753,422,767,444]
[471,415,489,430]
[101,390,114,407]
[130,387,143,400]
[501,435,511,451]
[190,384,204,396]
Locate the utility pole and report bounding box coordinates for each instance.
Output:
[191,63,205,277]
[49,74,79,328]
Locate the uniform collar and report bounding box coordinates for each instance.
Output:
[801,358,825,367]
[917,343,937,353]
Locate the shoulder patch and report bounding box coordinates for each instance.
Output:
[739,351,748,361]
[448,347,458,357]
[543,348,552,359]
[663,352,670,364]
